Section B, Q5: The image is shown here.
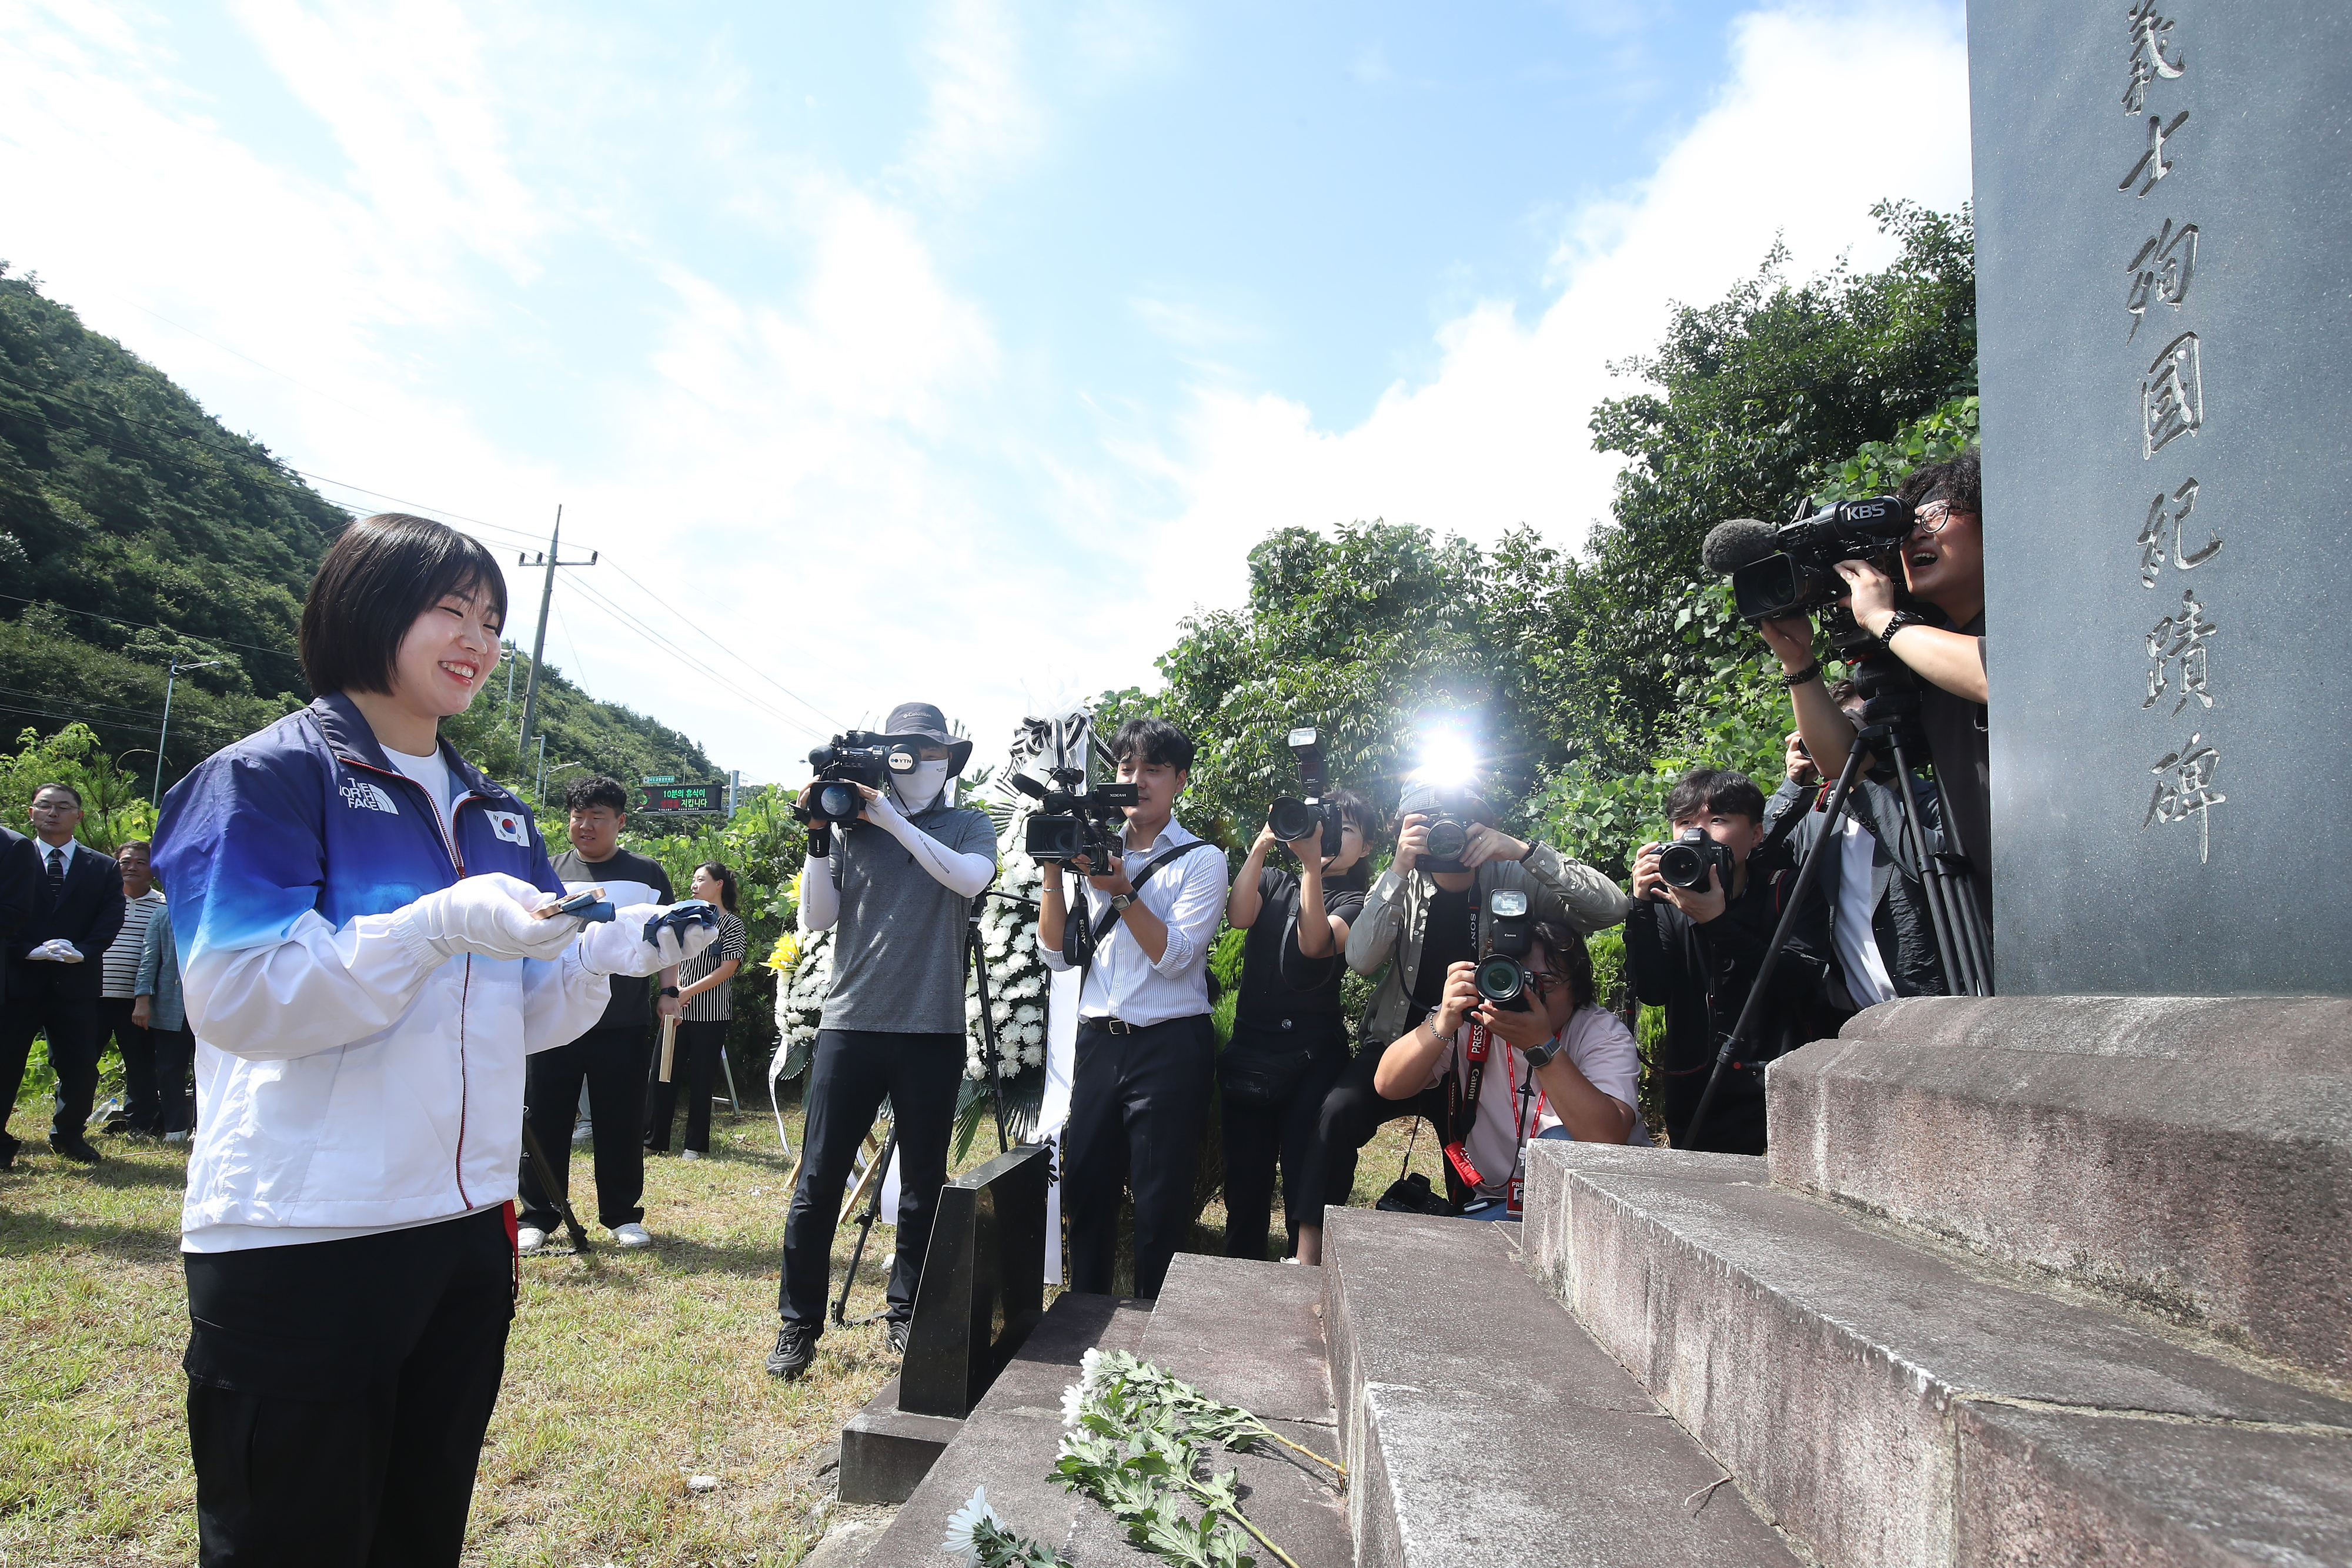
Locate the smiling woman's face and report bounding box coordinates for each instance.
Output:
[389,583,503,721]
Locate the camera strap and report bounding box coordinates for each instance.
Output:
[1067,838,1227,975]
[1085,838,1225,945]
[1442,1019,1496,1192]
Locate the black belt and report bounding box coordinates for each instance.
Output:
[1084,1015,1202,1036]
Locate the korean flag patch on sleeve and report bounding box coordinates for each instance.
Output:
[487,810,532,847]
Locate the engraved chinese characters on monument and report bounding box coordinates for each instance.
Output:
[1972,0,2350,991]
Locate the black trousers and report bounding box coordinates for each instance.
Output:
[152,1025,196,1135]
[520,1025,652,1231]
[183,1205,514,1568]
[1311,1029,1448,1213]
[1064,1014,1214,1300]
[778,1028,964,1327]
[1663,1059,1768,1156]
[0,964,102,1144]
[645,1019,727,1153]
[1220,1017,1348,1262]
[96,996,161,1131]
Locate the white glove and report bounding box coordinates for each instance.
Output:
[577,902,721,978]
[27,939,82,962]
[390,873,582,967]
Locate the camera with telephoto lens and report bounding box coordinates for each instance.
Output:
[1013,770,1138,870]
[1474,888,1534,1014]
[1714,496,1915,621]
[1267,726,1344,859]
[1656,828,1735,892]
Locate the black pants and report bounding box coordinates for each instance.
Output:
[1220,1017,1348,1262]
[96,996,161,1132]
[183,1205,514,1568]
[153,1025,196,1135]
[779,1029,964,1327]
[1064,1014,1214,1300]
[1663,1058,1768,1156]
[645,1019,727,1153]
[520,1025,652,1231]
[1311,1031,1448,1213]
[0,965,102,1144]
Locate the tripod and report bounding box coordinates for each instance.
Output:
[1682,638,1992,1151]
[518,1111,591,1254]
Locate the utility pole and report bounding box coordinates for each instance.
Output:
[155,655,226,801]
[514,505,596,776]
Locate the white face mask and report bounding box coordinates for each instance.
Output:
[893,758,951,811]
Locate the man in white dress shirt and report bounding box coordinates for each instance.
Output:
[1037,717,1229,1299]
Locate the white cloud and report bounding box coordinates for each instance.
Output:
[0,0,1972,788]
[1147,0,1973,607]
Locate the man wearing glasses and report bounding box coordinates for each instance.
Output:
[1372,920,1639,1219]
[1758,450,1993,942]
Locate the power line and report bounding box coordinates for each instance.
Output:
[600,559,847,732]
[561,574,827,742]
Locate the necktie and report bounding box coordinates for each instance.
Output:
[46,846,64,902]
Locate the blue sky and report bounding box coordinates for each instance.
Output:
[1,0,1970,782]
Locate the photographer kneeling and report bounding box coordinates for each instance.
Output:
[1759,450,1989,939]
[1220,789,1375,1264]
[1309,774,1628,1254]
[767,703,997,1379]
[1627,767,1831,1155]
[1374,922,1636,1218]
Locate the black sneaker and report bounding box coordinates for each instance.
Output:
[0,1132,18,1171]
[50,1135,103,1165]
[886,1318,911,1356]
[766,1321,818,1379]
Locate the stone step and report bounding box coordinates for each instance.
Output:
[1320,1205,1805,1568]
[1524,1140,2352,1568]
[1766,994,2352,1388]
[855,1259,1354,1568]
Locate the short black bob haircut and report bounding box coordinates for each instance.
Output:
[1665,766,1766,826]
[563,775,632,815]
[300,513,508,698]
[1110,716,1196,773]
[1324,785,1379,841]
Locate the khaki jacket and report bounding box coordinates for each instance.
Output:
[1345,840,1632,1049]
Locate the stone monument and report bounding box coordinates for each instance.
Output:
[1973,0,2352,994]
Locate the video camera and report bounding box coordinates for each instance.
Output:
[1656,829,1735,893]
[1267,727,1344,859]
[1703,496,1915,622]
[797,732,925,855]
[1013,771,1137,871]
[1474,888,1534,1013]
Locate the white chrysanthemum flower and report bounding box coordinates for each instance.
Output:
[1014,1004,1042,1025]
[1079,1346,1106,1392]
[1021,1044,1044,1066]
[941,1485,997,1563]
[1060,1378,1086,1427]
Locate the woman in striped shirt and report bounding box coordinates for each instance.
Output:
[646,861,748,1160]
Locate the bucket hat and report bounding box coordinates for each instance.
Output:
[883,701,974,775]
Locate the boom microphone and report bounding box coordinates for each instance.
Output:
[1700,517,1776,576]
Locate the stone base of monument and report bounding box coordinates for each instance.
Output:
[837,1376,968,1505]
[849,996,2351,1564]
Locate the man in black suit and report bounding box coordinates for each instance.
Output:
[1,783,128,1166]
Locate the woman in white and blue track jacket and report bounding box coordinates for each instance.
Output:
[152,513,713,1568]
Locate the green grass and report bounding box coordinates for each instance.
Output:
[1,1093,1429,1566]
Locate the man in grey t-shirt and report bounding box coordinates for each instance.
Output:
[766,703,998,1379]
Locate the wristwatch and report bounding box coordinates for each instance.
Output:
[659,986,681,998]
[1108,892,1135,915]
[1876,610,1935,643]
[1522,1038,1560,1067]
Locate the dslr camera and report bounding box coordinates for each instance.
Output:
[1013,770,1137,871]
[1267,727,1344,858]
[1705,496,1915,622]
[1474,888,1534,1014]
[798,733,924,855]
[1656,828,1735,893]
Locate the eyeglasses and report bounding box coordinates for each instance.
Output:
[1526,970,1568,1001]
[1912,501,1971,535]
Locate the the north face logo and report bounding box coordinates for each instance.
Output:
[487,811,530,845]
[340,778,400,815]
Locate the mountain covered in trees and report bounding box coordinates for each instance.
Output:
[0,266,714,795]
